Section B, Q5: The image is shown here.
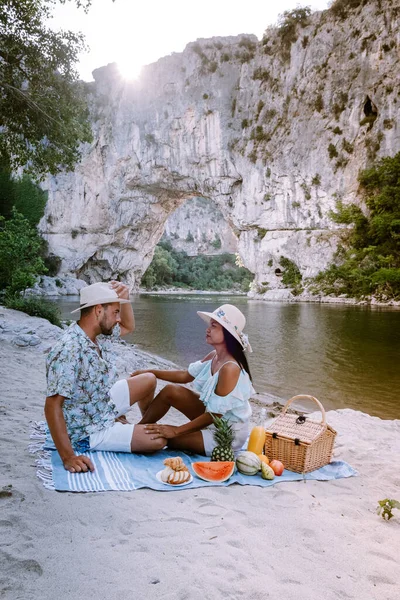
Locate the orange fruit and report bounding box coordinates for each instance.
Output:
[258,454,269,465]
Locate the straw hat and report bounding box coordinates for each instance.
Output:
[197,304,252,352]
[71,282,131,314]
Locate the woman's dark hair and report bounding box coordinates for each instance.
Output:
[223,328,252,381]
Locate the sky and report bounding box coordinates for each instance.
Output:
[50,0,330,81]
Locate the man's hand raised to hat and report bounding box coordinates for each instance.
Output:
[110,280,129,299]
[63,454,95,473]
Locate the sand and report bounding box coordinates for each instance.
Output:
[0,307,399,600]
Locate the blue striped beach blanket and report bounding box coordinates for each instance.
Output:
[30,422,357,493]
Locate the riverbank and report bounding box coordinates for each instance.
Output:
[0,306,399,599]
[28,275,400,307]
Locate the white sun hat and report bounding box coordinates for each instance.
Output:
[71,282,131,314]
[197,304,252,352]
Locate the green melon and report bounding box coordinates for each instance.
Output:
[261,462,275,480]
[192,461,235,482]
[236,451,261,475]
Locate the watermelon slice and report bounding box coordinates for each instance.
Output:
[192,461,235,482]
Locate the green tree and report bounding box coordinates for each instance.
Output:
[311,152,400,299]
[0,0,93,179]
[141,246,178,288]
[0,208,47,295]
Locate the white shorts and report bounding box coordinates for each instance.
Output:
[201,421,249,457]
[89,379,135,453]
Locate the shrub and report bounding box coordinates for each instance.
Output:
[330,0,364,20]
[311,152,400,299]
[342,139,354,153]
[0,209,47,296]
[300,182,311,200]
[256,100,265,119]
[360,115,377,128]
[312,174,321,186]
[335,156,349,170]
[279,256,303,294]
[248,150,258,164]
[252,68,270,82]
[314,94,324,112]
[264,108,277,120]
[332,126,343,135]
[186,231,194,242]
[328,143,339,159]
[203,93,209,99]
[5,296,62,327]
[250,126,270,142]
[256,228,268,240]
[211,235,222,249]
[276,7,312,59]
[238,37,257,52]
[241,119,249,128]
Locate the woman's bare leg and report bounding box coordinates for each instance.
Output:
[130,425,167,452]
[138,384,205,424]
[167,432,206,455]
[126,373,157,416]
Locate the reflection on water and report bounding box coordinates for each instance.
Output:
[55,294,400,420]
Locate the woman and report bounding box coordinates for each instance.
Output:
[132,304,255,456]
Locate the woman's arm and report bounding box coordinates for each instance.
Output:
[130,368,194,384]
[145,411,220,440]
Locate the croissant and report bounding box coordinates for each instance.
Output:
[164,457,188,472]
[167,470,191,485]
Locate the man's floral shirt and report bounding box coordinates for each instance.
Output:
[46,323,119,443]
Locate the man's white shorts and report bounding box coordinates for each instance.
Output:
[89,379,134,453]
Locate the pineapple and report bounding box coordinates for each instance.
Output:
[210,415,235,462]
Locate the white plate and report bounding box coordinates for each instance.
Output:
[156,470,193,487]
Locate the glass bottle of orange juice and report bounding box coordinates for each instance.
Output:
[247,408,267,455]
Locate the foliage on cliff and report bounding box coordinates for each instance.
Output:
[0,0,93,179]
[311,152,400,299]
[0,164,61,324]
[141,241,253,292]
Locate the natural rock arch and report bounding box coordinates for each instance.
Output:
[39,4,400,293]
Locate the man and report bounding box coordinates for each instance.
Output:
[45,280,166,474]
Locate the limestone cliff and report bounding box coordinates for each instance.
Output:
[40,1,400,294]
[163,197,237,256]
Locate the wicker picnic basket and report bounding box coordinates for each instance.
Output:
[264,395,337,474]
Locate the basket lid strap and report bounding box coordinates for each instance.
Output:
[282,395,327,427]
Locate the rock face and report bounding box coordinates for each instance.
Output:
[163,197,238,255]
[40,1,400,293]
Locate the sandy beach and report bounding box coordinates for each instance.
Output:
[1,306,399,600]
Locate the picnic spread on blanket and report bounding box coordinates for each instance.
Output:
[31,396,357,492]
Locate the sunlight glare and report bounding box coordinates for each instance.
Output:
[117,60,143,81]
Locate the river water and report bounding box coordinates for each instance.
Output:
[54,294,400,420]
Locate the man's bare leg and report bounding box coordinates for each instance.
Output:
[126,373,157,416]
[130,425,167,452]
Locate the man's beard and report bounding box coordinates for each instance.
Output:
[99,320,113,336]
